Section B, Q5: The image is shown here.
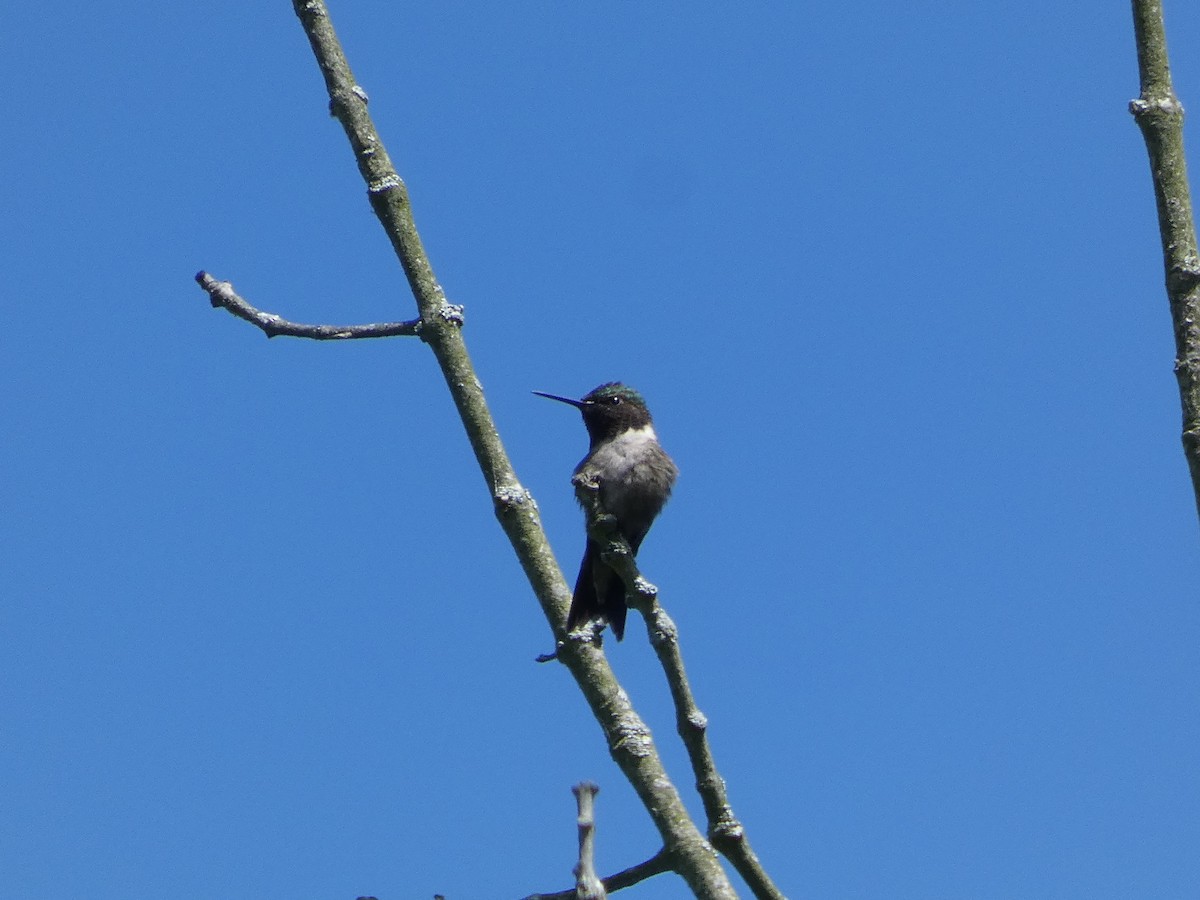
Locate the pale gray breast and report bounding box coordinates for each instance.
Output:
[576,426,677,526]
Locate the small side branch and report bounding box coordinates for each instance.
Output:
[522,846,673,900]
[647,621,784,900]
[194,271,421,340]
[573,782,605,900]
[574,478,784,899]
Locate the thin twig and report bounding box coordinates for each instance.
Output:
[572,782,606,900]
[522,848,674,900]
[576,490,785,899]
[645,613,784,899]
[195,271,421,339]
[1130,0,1200,520]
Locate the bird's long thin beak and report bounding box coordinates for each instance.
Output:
[532,390,587,409]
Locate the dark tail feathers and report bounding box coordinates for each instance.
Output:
[567,540,628,640]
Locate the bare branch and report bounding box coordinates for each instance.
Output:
[523,847,674,900]
[575,482,785,899]
[1130,0,1200,520]
[262,3,741,896]
[194,271,421,339]
[197,2,780,896]
[599,850,674,894]
[572,782,606,900]
[646,616,784,899]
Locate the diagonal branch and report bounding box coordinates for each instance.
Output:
[1130,0,1200,520]
[193,2,746,897]
[522,847,674,900]
[195,271,422,339]
[575,484,785,899]
[646,615,784,900]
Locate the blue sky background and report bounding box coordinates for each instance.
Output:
[4,2,1200,898]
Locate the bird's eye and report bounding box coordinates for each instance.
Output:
[609,395,622,405]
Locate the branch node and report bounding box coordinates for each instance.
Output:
[494,483,535,515]
[709,811,745,847]
[1168,259,1200,294]
[438,301,466,327]
[1129,95,1185,119]
[367,174,403,194]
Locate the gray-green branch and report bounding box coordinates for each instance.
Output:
[1130,0,1200,520]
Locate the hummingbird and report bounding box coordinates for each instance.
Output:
[533,383,678,640]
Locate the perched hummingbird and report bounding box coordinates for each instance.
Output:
[533,383,679,640]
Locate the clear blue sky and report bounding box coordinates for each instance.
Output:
[4,2,1199,898]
